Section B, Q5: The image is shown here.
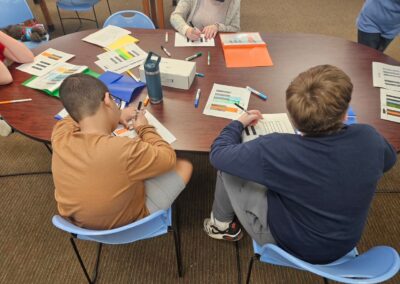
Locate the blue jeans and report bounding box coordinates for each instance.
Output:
[358,30,393,52]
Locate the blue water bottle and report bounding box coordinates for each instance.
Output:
[144,52,163,104]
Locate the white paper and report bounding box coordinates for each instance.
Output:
[95,43,147,74]
[25,62,87,92]
[203,83,250,120]
[220,32,265,46]
[373,62,400,92]
[16,48,74,76]
[174,32,215,47]
[82,25,131,47]
[54,108,69,120]
[242,113,295,143]
[380,88,400,123]
[113,111,176,144]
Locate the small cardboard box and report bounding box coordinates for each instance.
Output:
[139,58,196,90]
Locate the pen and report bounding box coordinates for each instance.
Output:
[161,45,171,57]
[195,72,204,77]
[208,51,210,66]
[0,98,32,105]
[144,95,150,107]
[185,52,202,61]
[234,103,251,115]
[165,32,168,43]
[135,101,143,121]
[246,86,268,100]
[194,89,201,108]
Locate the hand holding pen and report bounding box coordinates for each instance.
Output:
[234,104,263,127]
[132,101,149,129]
[186,22,201,41]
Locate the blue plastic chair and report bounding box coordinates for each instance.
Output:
[103,10,156,29]
[56,0,112,34]
[0,0,48,49]
[246,241,400,284]
[52,208,182,283]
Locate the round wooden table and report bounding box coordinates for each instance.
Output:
[1,29,399,152]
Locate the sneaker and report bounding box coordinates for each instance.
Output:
[203,218,243,241]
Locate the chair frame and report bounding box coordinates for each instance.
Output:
[56,0,112,34]
[62,205,182,284]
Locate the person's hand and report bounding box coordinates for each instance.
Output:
[119,105,136,129]
[237,110,263,127]
[202,24,218,39]
[185,27,201,41]
[132,109,149,129]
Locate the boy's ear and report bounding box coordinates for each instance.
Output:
[103,92,112,107]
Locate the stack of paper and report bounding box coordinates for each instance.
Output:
[203,83,250,120]
[174,32,215,47]
[219,32,273,68]
[82,25,131,47]
[95,43,147,74]
[372,62,400,123]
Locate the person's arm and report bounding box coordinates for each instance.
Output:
[0,60,13,85]
[210,111,268,185]
[216,0,240,32]
[170,0,194,36]
[0,31,34,63]
[382,138,397,172]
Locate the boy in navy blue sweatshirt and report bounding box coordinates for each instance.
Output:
[204,65,397,264]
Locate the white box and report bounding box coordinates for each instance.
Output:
[139,58,196,90]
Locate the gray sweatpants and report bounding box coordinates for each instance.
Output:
[212,171,276,245]
[145,171,185,213]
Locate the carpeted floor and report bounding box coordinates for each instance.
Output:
[1,1,399,283]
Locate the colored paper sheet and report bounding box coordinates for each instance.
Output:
[82,25,131,47]
[220,33,273,68]
[106,35,140,51]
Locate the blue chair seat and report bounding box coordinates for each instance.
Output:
[57,0,100,12]
[103,10,156,29]
[247,241,400,284]
[52,208,183,283]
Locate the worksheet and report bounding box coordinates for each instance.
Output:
[82,25,131,47]
[16,48,74,76]
[203,83,250,120]
[373,62,400,92]
[174,32,215,47]
[380,88,400,123]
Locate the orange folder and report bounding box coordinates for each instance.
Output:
[220,33,273,68]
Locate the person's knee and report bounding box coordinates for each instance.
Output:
[175,158,193,184]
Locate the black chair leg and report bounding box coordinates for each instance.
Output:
[173,0,177,6]
[106,0,112,14]
[246,255,257,284]
[323,278,329,284]
[56,5,66,34]
[70,237,103,284]
[170,203,183,277]
[92,7,99,28]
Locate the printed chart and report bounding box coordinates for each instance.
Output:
[16,48,74,76]
[373,62,400,92]
[203,84,250,120]
[381,89,400,123]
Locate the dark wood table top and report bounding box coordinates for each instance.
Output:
[1,29,399,152]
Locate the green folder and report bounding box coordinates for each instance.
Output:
[22,69,100,98]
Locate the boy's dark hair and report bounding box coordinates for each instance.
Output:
[59,74,108,122]
[286,65,352,135]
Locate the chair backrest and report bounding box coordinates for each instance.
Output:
[103,10,156,29]
[52,209,171,245]
[255,242,400,284]
[0,0,33,28]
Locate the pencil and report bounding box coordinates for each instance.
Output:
[234,103,250,115]
[144,95,150,106]
[0,98,32,105]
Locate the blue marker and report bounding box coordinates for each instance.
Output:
[194,88,201,108]
[195,72,205,77]
[246,86,268,100]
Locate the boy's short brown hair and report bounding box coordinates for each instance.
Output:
[59,74,108,122]
[286,65,352,135]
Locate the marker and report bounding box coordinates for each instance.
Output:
[234,103,251,115]
[195,72,204,77]
[185,52,202,61]
[194,89,201,108]
[246,86,268,100]
[208,51,210,66]
[165,32,168,43]
[0,98,32,105]
[144,95,150,107]
[135,101,143,121]
[161,45,171,57]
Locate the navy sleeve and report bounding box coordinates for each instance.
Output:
[210,120,267,185]
[382,139,397,172]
